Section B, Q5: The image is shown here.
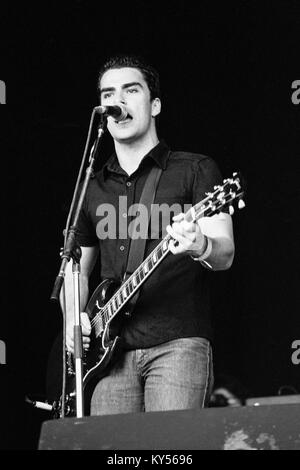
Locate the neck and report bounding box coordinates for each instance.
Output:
[115,133,159,176]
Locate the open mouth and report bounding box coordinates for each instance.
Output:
[115,113,133,124]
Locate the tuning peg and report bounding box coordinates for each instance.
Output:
[238,199,245,209]
[229,205,235,215]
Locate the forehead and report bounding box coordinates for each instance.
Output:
[100,67,146,89]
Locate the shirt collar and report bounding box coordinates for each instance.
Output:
[102,139,170,180]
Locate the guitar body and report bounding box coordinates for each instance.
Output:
[59,279,126,417]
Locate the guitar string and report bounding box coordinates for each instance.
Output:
[90,185,243,333]
[90,186,243,334]
[90,181,242,333]
[90,234,171,329]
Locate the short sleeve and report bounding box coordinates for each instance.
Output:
[192,157,224,206]
[75,186,99,247]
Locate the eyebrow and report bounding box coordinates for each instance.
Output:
[100,81,143,95]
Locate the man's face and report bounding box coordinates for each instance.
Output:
[99,67,160,143]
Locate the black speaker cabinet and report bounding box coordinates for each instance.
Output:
[39,404,300,450]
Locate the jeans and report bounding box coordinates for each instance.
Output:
[90,337,213,415]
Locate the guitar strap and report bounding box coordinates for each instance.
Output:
[124,152,170,312]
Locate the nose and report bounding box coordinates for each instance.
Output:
[114,89,127,105]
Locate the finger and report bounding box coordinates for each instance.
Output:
[171,221,197,238]
[81,312,91,334]
[172,213,185,222]
[66,338,74,354]
[167,226,191,253]
[170,221,183,234]
[182,229,197,242]
[168,239,183,255]
[181,220,197,233]
[167,225,194,247]
[82,325,92,336]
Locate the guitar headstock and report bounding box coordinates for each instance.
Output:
[194,172,246,219]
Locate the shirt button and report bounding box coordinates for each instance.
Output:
[126,181,132,187]
[120,245,125,252]
[122,213,127,218]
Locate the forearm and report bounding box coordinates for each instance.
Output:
[195,235,235,271]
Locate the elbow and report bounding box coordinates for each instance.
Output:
[222,243,235,270]
[224,250,235,270]
[213,240,235,271]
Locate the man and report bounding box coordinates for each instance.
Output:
[63,55,234,415]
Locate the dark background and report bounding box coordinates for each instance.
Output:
[0,0,299,449]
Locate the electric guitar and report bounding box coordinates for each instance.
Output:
[54,172,245,417]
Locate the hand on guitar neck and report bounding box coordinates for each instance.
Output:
[166,212,208,258]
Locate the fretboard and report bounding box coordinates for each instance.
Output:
[95,200,210,333]
[94,174,244,335]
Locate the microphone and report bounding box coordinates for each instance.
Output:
[94,104,128,121]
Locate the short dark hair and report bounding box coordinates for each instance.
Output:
[97,54,161,101]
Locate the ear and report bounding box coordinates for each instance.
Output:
[151,98,161,117]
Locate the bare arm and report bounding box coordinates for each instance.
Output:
[197,212,235,270]
[167,212,235,271]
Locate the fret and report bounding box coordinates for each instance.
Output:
[143,262,149,274]
[106,307,111,322]
[101,309,107,324]
[107,302,113,319]
[139,268,145,280]
[121,288,127,300]
[127,280,133,293]
[153,252,157,263]
[157,246,163,258]
[113,297,118,311]
[116,293,122,307]
[124,285,130,298]
[124,283,130,296]
[162,240,168,251]
[132,275,137,287]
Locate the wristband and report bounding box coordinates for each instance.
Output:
[190,236,212,261]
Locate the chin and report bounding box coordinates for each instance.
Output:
[113,131,138,143]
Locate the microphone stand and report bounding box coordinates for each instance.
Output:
[50,111,107,418]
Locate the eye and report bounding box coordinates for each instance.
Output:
[102,92,114,99]
[127,88,138,94]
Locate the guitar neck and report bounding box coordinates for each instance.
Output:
[102,198,212,322]
[98,173,244,327]
[104,234,172,321]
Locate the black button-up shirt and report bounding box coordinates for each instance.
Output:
[77,140,223,348]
